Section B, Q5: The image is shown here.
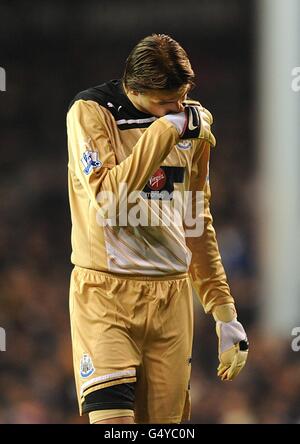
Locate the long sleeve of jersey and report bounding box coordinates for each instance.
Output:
[186,142,234,313]
[67,99,179,210]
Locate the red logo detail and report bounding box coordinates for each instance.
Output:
[148,168,166,191]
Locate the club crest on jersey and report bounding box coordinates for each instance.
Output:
[80,353,95,378]
[176,140,192,150]
[148,168,167,191]
[81,151,102,175]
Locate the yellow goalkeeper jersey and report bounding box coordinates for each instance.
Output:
[67,79,233,312]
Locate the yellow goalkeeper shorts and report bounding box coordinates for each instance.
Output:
[69,265,193,424]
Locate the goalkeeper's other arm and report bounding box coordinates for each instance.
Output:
[212,303,249,381]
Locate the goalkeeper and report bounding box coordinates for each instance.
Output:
[67,34,249,424]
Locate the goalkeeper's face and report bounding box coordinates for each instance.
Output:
[130,84,190,117]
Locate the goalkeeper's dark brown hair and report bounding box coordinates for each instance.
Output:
[123,34,195,92]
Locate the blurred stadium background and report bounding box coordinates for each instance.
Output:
[0,0,299,424]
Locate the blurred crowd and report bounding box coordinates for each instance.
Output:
[1,0,300,424]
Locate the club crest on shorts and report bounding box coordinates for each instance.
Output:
[176,140,192,150]
[80,353,95,378]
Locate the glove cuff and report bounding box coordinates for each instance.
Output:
[213,303,237,322]
[216,319,248,355]
[162,112,186,135]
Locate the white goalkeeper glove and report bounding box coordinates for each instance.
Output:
[163,100,216,146]
[213,303,249,381]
